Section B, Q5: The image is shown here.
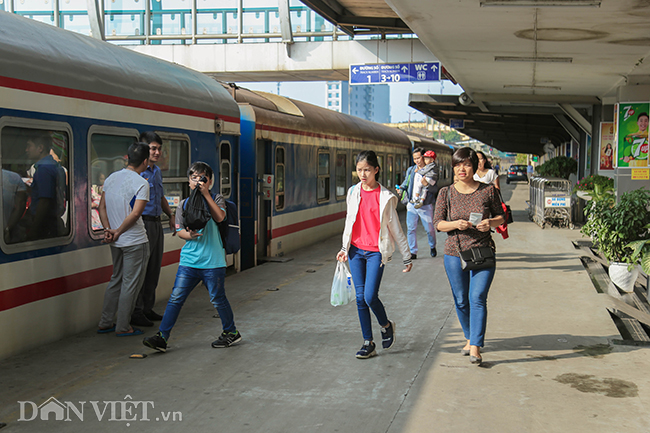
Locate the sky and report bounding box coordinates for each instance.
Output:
[236,80,464,123]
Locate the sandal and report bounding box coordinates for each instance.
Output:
[97,325,116,334]
[116,328,143,337]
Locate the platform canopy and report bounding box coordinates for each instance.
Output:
[301,0,650,154]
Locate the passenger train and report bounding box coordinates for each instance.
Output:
[0,11,454,359]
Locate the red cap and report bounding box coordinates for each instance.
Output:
[423,150,437,160]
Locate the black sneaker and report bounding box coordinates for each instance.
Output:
[410,253,417,260]
[381,320,396,349]
[144,310,163,321]
[142,332,167,352]
[131,314,154,327]
[355,340,377,359]
[211,330,242,348]
[430,247,437,257]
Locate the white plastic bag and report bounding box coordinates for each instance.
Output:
[330,261,354,307]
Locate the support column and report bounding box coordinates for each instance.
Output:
[278,0,293,57]
[86,0,105,40]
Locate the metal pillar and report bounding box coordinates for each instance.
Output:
[278,0,293,56]
[86,0,105,40]
[237,0,243,43]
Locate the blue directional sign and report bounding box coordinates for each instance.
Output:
[349,62,440,85]
[449,119,465,129]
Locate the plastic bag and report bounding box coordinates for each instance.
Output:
[330,261,354,307]
[182,186,212,231]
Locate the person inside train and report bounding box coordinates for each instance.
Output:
[411,150,439,209]
[23,131,66,240]
[396,147,437,259]
[143,161,241,352]
[474,151,500,190]
[91,171,105,231]
[433,147,505,365]
[131,131,176,329]
[97,142,151,337]
[336,150,412,359]
[2,167,27,243]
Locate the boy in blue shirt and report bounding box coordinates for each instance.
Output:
[143,162,241,352]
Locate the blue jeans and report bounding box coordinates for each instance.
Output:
[406,203,436,254]
[159,265,235,339]
[348,245,388,341]
[443,255,496,347]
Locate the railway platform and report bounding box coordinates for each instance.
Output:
[1,181,649,433]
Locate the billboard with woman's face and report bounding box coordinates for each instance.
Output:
[617,102,649,168]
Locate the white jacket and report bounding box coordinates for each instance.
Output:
[340,183,412,265]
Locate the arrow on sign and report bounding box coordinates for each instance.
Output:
[401,66,408,73]
[352,67,358,74]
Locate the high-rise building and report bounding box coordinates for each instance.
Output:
[326,81,390,124]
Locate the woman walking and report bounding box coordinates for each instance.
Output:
[433,148,504,365]
[337,151,412,359]
[474,151,500,189]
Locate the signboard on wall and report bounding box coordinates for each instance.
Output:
[599,122,615,171]
[616,102,649,168]
[350,62,440,85]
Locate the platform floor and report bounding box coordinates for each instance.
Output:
[1,181,649,432]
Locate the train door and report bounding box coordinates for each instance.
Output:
[256,140,272,262]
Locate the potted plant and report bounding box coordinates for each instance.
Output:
[627,223,650,275]
[536,156,578,179]
[572,174,614,201]
[581,188,650,292]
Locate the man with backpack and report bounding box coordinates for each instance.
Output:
[142,161,241,352]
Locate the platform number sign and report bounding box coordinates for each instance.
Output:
[262,174,274,201]
[349,62,440,85]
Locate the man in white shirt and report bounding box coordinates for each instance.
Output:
[97,142,151,336]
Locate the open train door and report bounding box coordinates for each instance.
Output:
[256,139,272,263]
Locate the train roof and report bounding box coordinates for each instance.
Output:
[0,12,240,124]
[228,85,412,149]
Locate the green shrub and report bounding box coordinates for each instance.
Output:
[536,156,577,179]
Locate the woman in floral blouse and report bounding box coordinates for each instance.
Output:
[433,147,504,365]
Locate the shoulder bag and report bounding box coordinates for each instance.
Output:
[445,187,496,271]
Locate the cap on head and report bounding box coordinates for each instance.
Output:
[423,150,437,160]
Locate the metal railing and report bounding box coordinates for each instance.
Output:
[4,1,415,45]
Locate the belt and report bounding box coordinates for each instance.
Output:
[142,215,161,222]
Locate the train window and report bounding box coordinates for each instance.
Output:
[395,155,402,185]
[218,141,232,199]
[317,150,330,203]
[377,154,385,185]
[335,153,347,199]
[275,147,285,211]
[351,153,359,184]
[0,124,72,248]
[387,155,394,188]
[156,134,190,218]
[89,131,138,234]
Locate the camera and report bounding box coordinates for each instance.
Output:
[199,176,208,183]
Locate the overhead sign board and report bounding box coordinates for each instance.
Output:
[349,62,440,85]
[449,119,465,129]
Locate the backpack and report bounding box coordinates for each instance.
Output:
[217,200,240,255]
[182,187,212,231]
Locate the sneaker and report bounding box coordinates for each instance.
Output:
[430,247,437,257]
[211,330,242,348]
[414,201,423,209]
[144,310,163,321]
[131,314,154,327]
[355,340,377,359]
[381,320,396,349]
[410,253,417,260]
[142,332,167,352]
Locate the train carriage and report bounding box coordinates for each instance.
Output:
[229,86,417,269]
[0,11,240,359]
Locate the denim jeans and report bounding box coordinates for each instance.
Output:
[443,255,496,347]
[406,203,436,254]
[159,265,235,339]
[348,245,388,341]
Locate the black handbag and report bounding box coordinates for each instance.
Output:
[445,187,496,271]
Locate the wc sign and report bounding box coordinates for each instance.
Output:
[17,395,182,424]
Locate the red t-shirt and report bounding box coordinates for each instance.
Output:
[351,186,381,252]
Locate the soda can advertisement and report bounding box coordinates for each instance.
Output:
[617,102,649,168]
